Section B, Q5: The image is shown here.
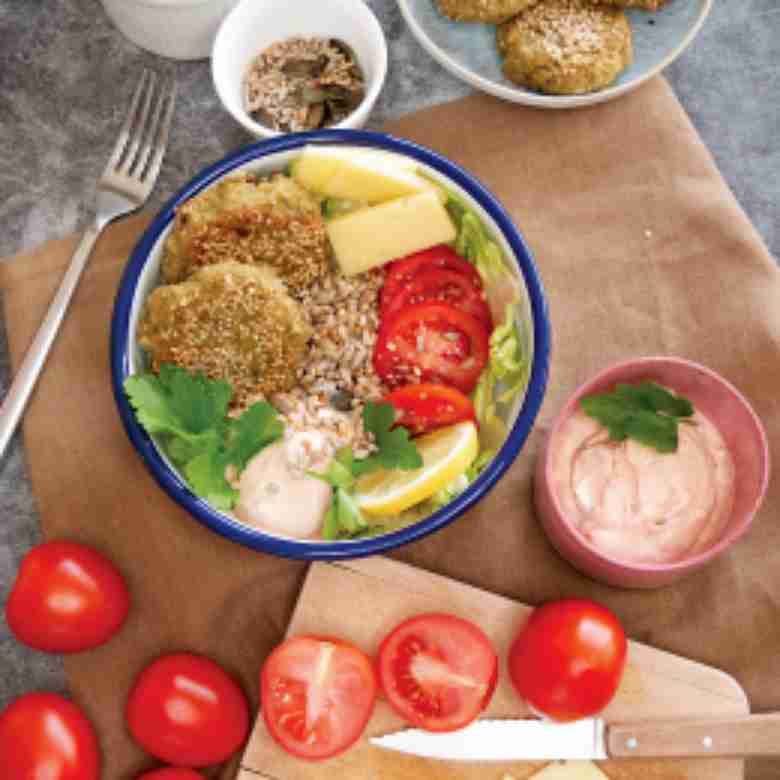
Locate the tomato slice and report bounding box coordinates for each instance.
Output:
[377,613,498,732]
[383,268,493,331]
[380,245,483,316]
[384,383,476,436]
[261,636,377,761]
[373,302,489,394]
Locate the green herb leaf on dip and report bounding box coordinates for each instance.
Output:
[580,381,694,454]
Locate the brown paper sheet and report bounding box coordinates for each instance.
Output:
[1,77,778,779]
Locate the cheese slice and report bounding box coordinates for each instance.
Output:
[292,145,435,204]
[326,190,457,276]
[508,761,610,780]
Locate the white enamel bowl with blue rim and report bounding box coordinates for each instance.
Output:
[110,130,550,560]
[398,0,712,109]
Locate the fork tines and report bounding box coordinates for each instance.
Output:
[105,69,176,188]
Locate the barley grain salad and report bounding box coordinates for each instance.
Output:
[122,144,535,543]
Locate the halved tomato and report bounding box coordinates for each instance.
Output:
[382,268,493,331]
[384,383,476,436]
[376,613,498,732]
[373,302,489,394]
[261,636,377,761]
[380,245,483,316]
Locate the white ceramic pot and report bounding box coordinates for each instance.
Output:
[101,0,239,61]
[211,0,388,137]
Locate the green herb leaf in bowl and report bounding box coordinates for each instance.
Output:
[352,402,423,476]
[124,364,284,508]
[311,402,423,539]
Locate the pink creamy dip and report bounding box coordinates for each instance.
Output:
[551,407,735,564]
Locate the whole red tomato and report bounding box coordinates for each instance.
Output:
[5,540,130,653]
[126,653,249,767]
[508,599,627,722]
[136,770,205,780]
[0,692,100,779]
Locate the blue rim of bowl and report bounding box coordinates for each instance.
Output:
[110,128,551,559]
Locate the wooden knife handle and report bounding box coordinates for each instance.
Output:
[607,714,780,758]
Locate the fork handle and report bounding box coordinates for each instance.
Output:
[0,219,106,458]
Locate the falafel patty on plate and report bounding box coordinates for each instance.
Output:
[497,0,633,95]
[436,0,540,24]
[592,0,668,10]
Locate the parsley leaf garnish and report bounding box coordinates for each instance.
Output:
[124,365,284,509]
[352,402,423,476]
[312,402,423,539]
[224,403,285,471]
[580,381,694,454]
[184,450,237,510]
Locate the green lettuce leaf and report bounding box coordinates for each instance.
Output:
[446,194,531,450]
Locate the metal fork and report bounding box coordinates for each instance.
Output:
[0,70,176,459]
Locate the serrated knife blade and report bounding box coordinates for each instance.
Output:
[370,718,608,762]
[371,714,780,761]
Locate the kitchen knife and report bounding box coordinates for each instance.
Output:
[370,714,780,761]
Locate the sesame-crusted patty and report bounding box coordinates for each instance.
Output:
[436,0,540,24]
[590,0,667,10]
[497,0,632,95]
[138,262,312,407]
[161,174,329,294]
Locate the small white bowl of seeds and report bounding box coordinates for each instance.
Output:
[212,0,388,138]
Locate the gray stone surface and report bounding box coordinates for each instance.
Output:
[0,0,777,719]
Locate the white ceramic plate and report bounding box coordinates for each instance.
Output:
[397,0,712,108]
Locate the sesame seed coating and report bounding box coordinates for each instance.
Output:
[591,0,667,9]
[162,173,329,294]
[436,0,540,24]
[138,262,312,407]
[497,0,632,95]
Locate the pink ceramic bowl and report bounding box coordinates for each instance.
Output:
[535,357,769,589]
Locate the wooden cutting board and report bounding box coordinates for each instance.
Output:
[238,557,749,780]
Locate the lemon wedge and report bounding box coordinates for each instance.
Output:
[355,421,479,516]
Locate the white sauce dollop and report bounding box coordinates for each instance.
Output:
[234,434,332,539]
